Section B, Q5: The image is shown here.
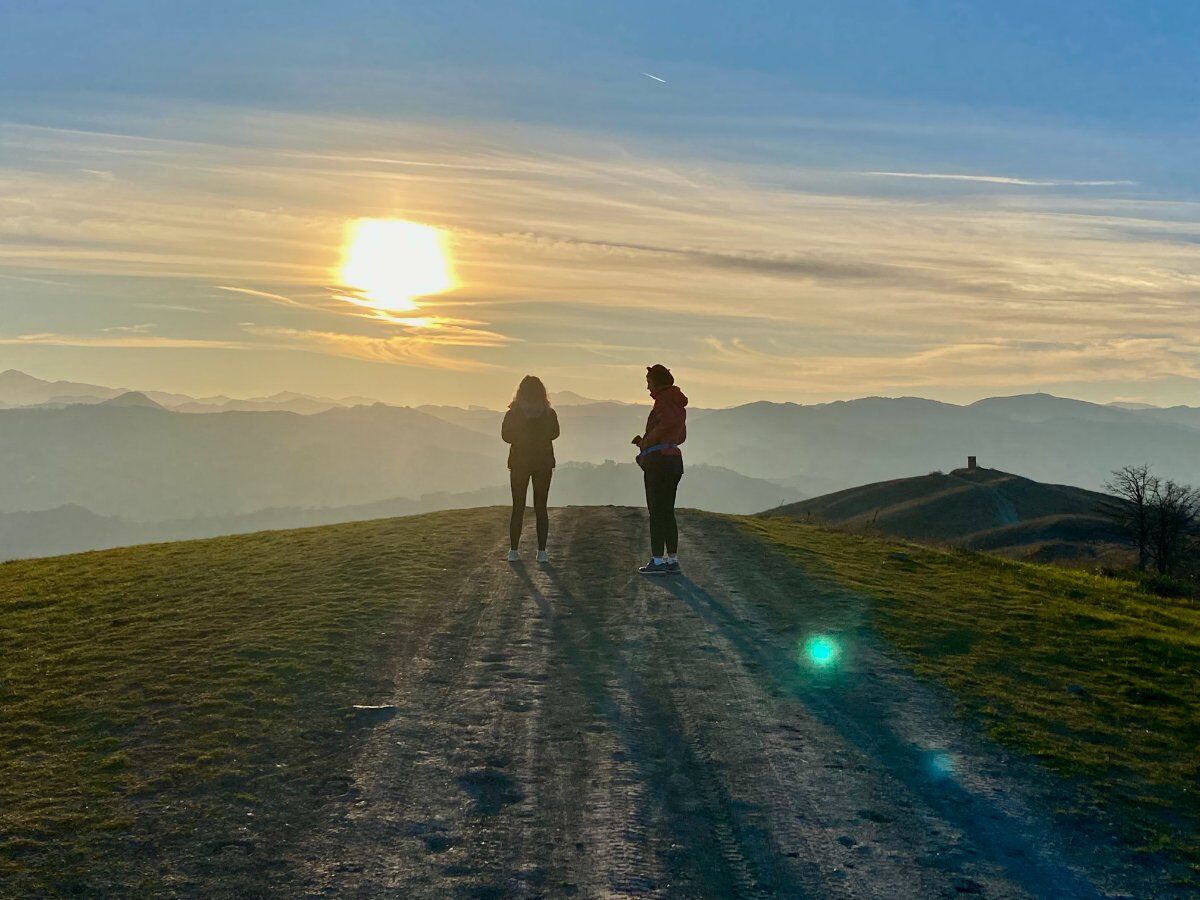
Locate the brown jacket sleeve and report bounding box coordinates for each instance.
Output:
[501,409,518,444]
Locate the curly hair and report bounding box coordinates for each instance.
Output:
[510,374,551,411]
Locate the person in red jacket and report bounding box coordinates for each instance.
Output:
[632,364,687,575]
[501,375,560,563]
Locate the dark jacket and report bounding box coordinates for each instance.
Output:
[502,405,560,472]
[640,385,688,458]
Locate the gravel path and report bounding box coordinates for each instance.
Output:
[299,507,1152,899]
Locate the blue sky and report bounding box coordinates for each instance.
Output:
[1,2,1198,406]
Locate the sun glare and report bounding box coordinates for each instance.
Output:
[338,219,455,313]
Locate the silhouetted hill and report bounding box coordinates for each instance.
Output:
[99,391,164,409]
[767,466,1128,563]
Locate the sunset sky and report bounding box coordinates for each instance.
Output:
[2,2,1198,407]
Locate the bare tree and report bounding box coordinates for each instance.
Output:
[1104,464,1156,570]
[1147,479,1200,575]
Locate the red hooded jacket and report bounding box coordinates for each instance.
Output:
[640,385,688,457]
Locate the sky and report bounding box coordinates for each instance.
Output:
[1,1,1199,408]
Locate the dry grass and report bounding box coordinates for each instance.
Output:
[743,515,1200,886]
[0,509,504,895]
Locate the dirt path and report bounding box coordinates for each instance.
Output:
[299,507,1151,898]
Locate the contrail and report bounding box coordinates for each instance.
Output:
[641,72,667,83]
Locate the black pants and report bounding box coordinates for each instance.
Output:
[643,454,683,558]
[510,468,552,550]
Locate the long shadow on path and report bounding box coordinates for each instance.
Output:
[515,562,815,898]
[659,573,1103,900]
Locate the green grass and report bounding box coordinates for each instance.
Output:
[0,509,504,895]
[742,515,1200,882]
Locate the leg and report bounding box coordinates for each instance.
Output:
[662,460,684,556]
[531,469,552,550]
[509,468,531,550]
[644,462,667,559]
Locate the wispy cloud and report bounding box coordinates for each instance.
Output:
[1,105,1197,403]
[243,325,499,371]
[857,171,1136,187]
[216,285,303,306]
[0,332,247,349]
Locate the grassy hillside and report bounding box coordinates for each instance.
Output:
[769,466,1128,564]
[744,515,1199,882]
[0,509,504,895]
[2,506,1196,892]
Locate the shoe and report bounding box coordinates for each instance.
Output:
[536,550,549,564]
[506,549,520,562]
[665,559,681,574]
[638,560,670,576]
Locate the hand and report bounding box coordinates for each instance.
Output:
[632,435,643,446]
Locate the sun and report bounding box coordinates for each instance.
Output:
[337,219,455,313]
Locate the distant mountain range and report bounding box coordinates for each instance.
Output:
[0,369,378,414]
[6,367,1200,562]
[768,466,1128,565]
[0,369,620,414]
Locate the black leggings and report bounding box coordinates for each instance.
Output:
[510,468,552,550]
[643,455,684,558]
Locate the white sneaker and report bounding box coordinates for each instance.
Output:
[536,550,549,564]
[506,549,520,562]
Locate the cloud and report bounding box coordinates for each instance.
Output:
[243,325,499,371]
[857,171,1136,187]
[698,334,1200,394]
[2,105,1198,403]
[216,285,303,307]
[0,332,247,349]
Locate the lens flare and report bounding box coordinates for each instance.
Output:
[803,634,840,668]
[927,751,955,779]
[337,219,455,313]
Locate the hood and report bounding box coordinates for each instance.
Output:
[651,385,688,407]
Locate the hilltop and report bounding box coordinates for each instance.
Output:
[2,507,1194,896]
[769,465,1128,564]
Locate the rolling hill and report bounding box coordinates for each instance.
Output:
[768,465,1128,563]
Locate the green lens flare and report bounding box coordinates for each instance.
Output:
[928,751,955,779]
[804,635,840,668]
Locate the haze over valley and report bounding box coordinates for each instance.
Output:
[6,367,1200,560]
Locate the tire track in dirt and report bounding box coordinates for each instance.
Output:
[297,506,1148,899]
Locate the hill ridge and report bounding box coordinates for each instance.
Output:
[768,465,1126,563]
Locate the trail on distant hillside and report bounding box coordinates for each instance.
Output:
[296,507,1155,898]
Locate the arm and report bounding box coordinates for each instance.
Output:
[501,409,517,444]
[548,408,560,441]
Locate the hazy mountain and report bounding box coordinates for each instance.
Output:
[768,466,1127,564]
[0,368,122,406]
[0,403,506,520]
[0,461,798,561]
[687,393,1200,495]
[0,369,377,414]
[7,372,1200,563]
[0,504,130,560]
[99,391,164,409]
[550,390,628,406]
